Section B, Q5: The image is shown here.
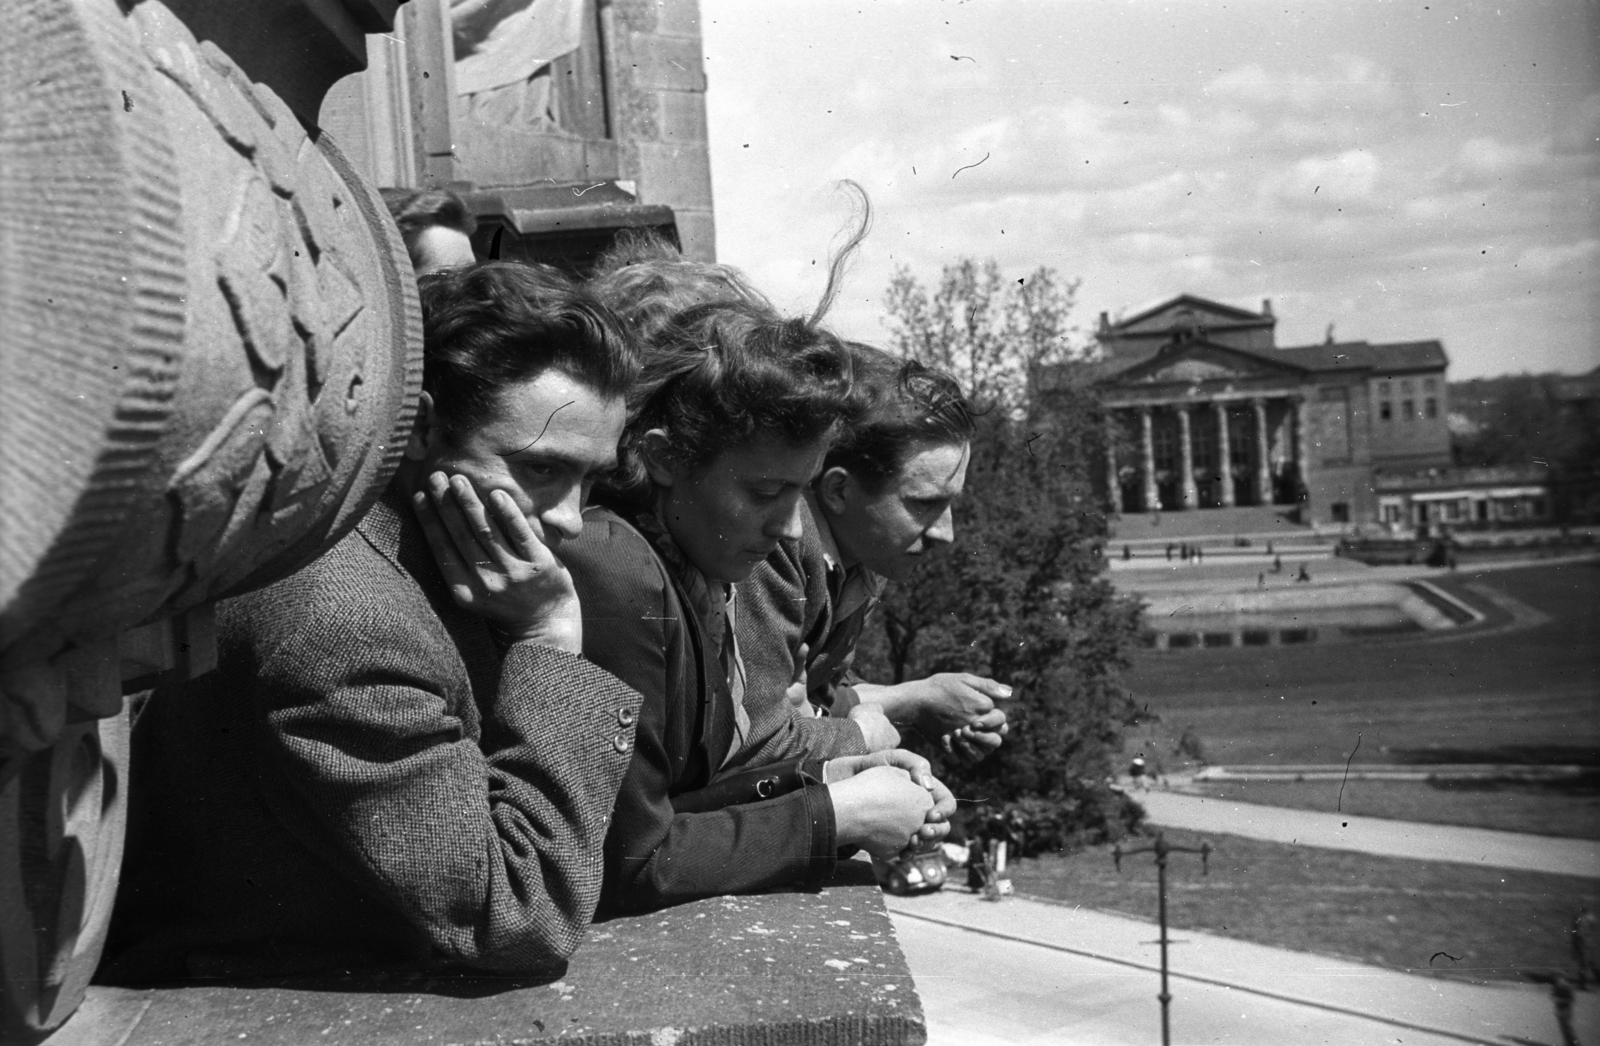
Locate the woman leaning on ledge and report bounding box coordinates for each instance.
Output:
[563,292,956,916]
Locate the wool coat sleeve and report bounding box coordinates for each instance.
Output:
[564,514,839,915]
[728,539,870,769]
[245,566,640,972]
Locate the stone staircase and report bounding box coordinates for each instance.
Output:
[1109,504,1316,545]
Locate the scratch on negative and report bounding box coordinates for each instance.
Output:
[951,153,990,180]
[510,400,576,454]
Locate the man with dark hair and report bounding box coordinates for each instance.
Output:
[381,186,478,274]
[104,262,641,982]
[737,344,1010,767]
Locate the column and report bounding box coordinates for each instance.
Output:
[1140,406,1159,512]
[1253,398,1273,505]
[1177,405,1198,509]
[1105,413,1123,514]
[1294,398,1311,477]
[1215,401,1235,507]
[1293,397,1312,513]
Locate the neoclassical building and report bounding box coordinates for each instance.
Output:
[1093,296,1451,525]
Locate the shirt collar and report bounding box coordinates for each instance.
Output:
[805,488,846,574]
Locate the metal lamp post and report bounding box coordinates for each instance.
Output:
[1113,832,1214,1046]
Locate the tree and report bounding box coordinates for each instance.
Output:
[858,260,1145,853]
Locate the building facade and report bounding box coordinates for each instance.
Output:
[1095,295,1451,526]
[317,0,715,269]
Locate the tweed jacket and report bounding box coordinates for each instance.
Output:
[102,491,641,982]
[562,508,838,915]
[732,498,884,767]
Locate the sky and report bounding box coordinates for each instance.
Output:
[698,0,1600,380]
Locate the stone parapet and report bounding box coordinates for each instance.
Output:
[50,863,927,1046]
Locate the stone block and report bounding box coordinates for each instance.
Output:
[53,863,927,1045]
[674,209,717,263]
[633,139,714,214]
[626,34,706,93]
[658,88,708,145]
[654,0,702,38]
[615,84,663,141]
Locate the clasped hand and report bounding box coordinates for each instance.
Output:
[412,472,583,653]
[824,750,956,860]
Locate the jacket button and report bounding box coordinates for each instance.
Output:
[617,707,637,727]
[612,732,631,754]
[755,775,779,799]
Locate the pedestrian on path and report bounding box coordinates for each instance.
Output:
[1130,754,1150,792]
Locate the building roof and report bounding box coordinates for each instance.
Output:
[1110,294,1272,332]
[1274,339,1447,373]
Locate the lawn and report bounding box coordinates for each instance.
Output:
[1182,776,1600,840]
[1120,562,1600,774]
[1006,827,1600,986]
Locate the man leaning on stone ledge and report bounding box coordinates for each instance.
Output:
[98,263,643,983]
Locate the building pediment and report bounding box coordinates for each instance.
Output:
[1113,295,1273,337]
[1108,341,1306,388]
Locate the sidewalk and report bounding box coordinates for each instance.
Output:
[1135,790,1600,878]
[886,888,1599,1045]
[1113,550,1600,596]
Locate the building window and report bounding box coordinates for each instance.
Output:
[1402,398,1415,420]
[1400,379,1414,396]
[1425,397,1438,418]
[1380,401,1392,421]
[1330,502,1350,523]
[1423,377,1437,393]
[1379,380,1392,398]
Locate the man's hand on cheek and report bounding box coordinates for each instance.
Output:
[413,471,583,653]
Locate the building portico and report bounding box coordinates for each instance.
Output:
[1106,392,1305,514]
[1077,294,1451,526]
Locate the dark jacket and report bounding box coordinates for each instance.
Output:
[734,500,881,766]
[103,491,641,982]
[562,508,838,915]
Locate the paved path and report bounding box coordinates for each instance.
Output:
[887,888,1596,1045]
[1112,550,1600,596]
[1136,790,1600,878]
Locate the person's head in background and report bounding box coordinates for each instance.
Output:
[381,187,478,275]
[814,344,975,582]
[403,262,636,547]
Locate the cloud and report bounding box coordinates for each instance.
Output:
[1513,239,1599,275]
[1205,55,1401,112]
[703,1,1599,378]
[1266,149,1382,205]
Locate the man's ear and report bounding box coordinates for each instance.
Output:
[636,428,678,487]
[816,465,852,515]
[404,391,437,461]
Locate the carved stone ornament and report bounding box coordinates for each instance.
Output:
[0,0,419,1035]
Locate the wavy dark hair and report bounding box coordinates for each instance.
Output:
[825,342,975,491]
[417,261,636,444]
[594,184,874,500]
[588,230,772,350]
[608,300,856,497]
